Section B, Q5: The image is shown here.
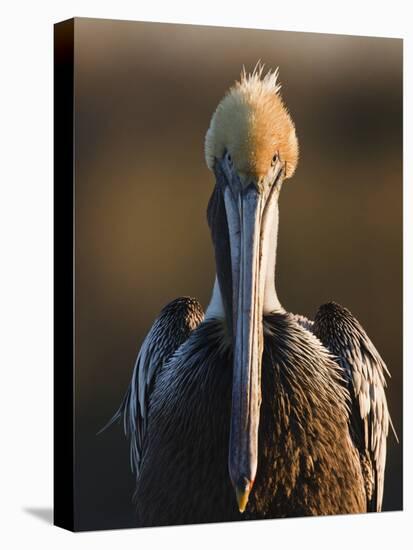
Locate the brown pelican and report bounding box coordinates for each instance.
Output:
[105,65,396,526]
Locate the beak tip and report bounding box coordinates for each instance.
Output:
[235,478,253,514]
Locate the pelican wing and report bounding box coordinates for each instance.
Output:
[103,297,204,478]
[312,301,395,512]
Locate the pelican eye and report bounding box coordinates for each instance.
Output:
[272,154,278,166]
[226,151,232,165]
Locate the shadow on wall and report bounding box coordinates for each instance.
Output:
[23,508,53,525]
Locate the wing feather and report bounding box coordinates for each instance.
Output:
[313,301,396,512]
[100,297,204,478]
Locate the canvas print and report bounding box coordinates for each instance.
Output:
[54,17,403,531]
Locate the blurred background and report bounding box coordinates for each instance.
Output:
[73,18,402,530]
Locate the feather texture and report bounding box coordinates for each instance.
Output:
[313,301,396,511]
[101,297,204,478]
[132,314,366,526]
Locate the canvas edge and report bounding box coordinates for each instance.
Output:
[53,17,76,533]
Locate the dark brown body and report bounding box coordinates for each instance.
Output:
[134,313,366,527]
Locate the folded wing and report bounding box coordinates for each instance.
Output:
[313,301,396,511]
[102,297,204,479]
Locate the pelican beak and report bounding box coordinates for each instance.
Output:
[222,167,282,514]
[235,477,253,513]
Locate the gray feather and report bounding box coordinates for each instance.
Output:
[100,297,204,478]
[313,301,397,512]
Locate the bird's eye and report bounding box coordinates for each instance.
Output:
[272,154,278,165]
[225,152,232,165]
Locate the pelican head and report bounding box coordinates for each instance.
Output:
[205,64,298,513]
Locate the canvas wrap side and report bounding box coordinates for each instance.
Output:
[54,18,75,532]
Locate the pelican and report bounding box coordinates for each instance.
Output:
[105,65,396,526]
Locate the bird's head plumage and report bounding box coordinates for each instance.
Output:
[205,63,299,181]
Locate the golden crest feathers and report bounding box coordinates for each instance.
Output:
[205,63,298,179]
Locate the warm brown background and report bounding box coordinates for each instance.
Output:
[73,18,402,530]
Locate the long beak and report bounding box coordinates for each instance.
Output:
[225,181,268,513]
